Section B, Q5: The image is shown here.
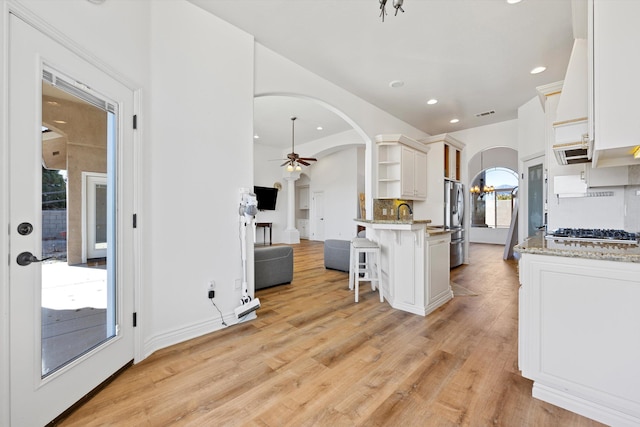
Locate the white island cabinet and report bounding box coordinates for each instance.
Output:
[357,220,452,316]
[515,237,640,426]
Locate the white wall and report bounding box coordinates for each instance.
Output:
[254,128,366,243]
[254,44,429,219]
[253,143,288,243]
[145,0,255,355]
[308,147,364,240]
[517,96,546,160]
[450,120,519,248]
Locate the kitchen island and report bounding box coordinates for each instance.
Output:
[356,219,452,316]
[514,235,640,427]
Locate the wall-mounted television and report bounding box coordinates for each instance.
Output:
[254,186,278,211]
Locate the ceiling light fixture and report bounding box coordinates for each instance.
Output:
[389,80,404,88]
[379,0,404,22]
[253,135,259,139]
[316,126,323,131]
[427,99,438,105]
[470,178,495,197]
[506,0,522,4]
[530,66,547,74]
[281,116,317,172]
[450,118,460,124]
[633,146,640,159]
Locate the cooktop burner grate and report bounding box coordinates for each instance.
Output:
[546,228,638,245]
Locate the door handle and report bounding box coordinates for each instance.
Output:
[16,251,52,266]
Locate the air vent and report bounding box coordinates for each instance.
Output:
[475,110,495,118]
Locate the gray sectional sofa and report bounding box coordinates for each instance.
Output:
[323,231,366,272]
[254,245,293,290]
[323,239,351,272]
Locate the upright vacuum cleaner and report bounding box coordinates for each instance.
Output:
[234,189,261,319]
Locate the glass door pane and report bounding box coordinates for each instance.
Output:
[41,80,116,377]
[527,163,544,237]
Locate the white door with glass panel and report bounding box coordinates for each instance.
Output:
[8,15,136,426]
[523,156,545,237]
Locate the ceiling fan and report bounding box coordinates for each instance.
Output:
[281,116,317,171]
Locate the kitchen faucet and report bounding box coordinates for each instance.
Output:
[397,203,413,220]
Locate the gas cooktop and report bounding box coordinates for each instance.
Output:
[546,228,638,245]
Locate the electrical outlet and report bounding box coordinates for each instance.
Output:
[235,279,241,290]
[206,280,215,299]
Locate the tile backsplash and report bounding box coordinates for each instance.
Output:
[373,199,414,221]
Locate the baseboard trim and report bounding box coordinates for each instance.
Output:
[533,382,640,427]
[143,311,257,359]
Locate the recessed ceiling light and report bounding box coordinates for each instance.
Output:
[316,126,323,131]
[427,99,438,105]
[450,119,460,124]
[507,0,522,4]
[253,135,259,139]
[389,80,404,88]
[530,66,547,74]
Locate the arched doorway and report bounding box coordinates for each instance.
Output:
[467,147,518,245]
[252,94,368,243]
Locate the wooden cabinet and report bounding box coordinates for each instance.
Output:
[375,135,429,200]
[591,0,640,166]
[444,144,461,181]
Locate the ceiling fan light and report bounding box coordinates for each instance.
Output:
[295,164,302,171]
[286,164,294,172]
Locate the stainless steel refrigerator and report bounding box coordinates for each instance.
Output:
[444,180,465,268]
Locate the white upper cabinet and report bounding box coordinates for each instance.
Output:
[591,0,640,167]
[298,186,309,209]
[400,146,427,200]
[375,134,429,200]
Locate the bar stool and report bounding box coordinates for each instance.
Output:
[349,238,383,303]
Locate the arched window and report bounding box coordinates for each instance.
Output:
[470,167,518,229]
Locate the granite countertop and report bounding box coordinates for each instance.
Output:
[426,226,451,236]
[514,234,640,263]
[355,218,431,231]
[356,219,431,224]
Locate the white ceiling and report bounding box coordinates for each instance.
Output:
[190,0,576,149]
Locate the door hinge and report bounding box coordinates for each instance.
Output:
[133,312,137,327]
[133,213,137,228]
[133,114,137,130]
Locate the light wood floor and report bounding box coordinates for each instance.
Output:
[59,241,604,426]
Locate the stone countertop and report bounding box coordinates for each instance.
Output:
[514,234,640,263]
[355,219,431,231]
[425,226,452,236]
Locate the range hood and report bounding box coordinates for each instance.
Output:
[553,38,591,165]
[553,135,591,165]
